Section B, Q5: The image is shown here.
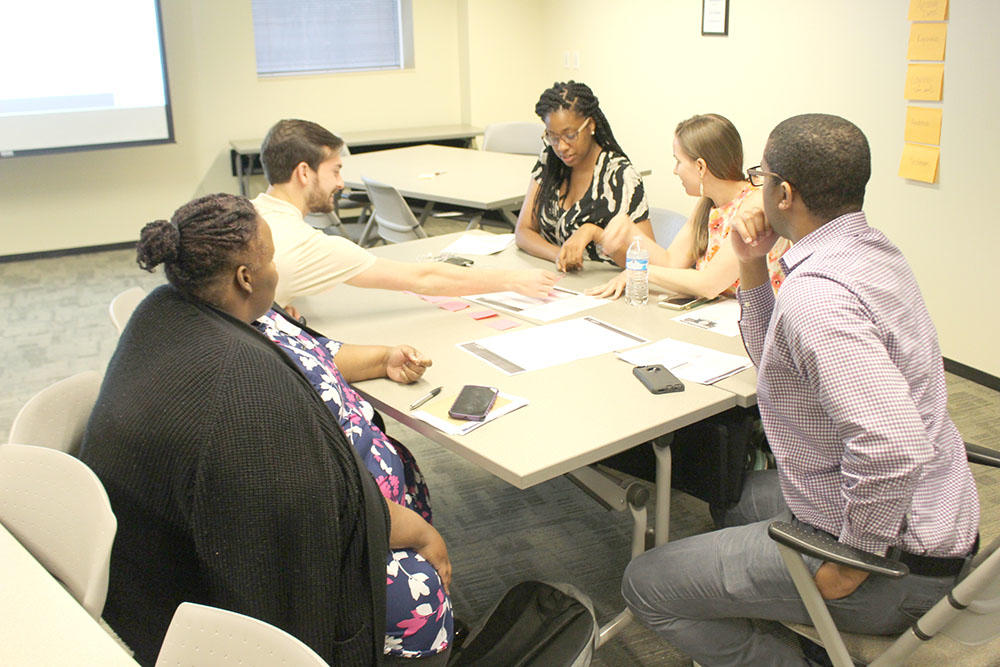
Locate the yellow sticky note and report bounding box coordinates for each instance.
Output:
[907,23,947,60]
[909,0,948,21]
[904,64,944,100]
[904,106,943,145]
[899,143,940,183]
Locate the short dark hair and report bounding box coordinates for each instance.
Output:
[136,193,260,294]
[764,114,870,220]
[260,119,344,185]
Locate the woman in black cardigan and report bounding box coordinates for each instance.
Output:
[81,193,449,665]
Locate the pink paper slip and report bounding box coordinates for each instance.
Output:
[420,295,452,304]
[468,309,499,320]
[439,300,470,312]
[484,317,520,330]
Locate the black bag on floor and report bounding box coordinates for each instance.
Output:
[448,581,597,666]
[599,406,762,508]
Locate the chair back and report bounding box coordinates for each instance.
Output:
[482,122,545,156]
[9,370,103,455]
[362,177,429,244]
[109,286,146,335]
[155,602,329,666]
[0,443,116,619]
[648,207,687,247]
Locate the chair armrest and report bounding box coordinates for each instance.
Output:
[767,521,908,578]
[966,442,1000,468]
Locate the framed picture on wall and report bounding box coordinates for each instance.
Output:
[702,0,729,35]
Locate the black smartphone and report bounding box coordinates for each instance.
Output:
[441,255,474,267]
[633,364,684,394]
[448,385,499,421]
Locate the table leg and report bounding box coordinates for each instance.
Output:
[653,434,673,547]
[464,212,484,231]
[235,151,247,197]
[417,201,435,224]
[499,207,519,229]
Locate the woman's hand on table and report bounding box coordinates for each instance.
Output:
[585,270,627,299]
[385,345,432,384]
[557,225,599,272]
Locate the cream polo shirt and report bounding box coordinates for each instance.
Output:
[252,193,376,306]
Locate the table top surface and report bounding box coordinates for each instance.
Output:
[230,124,484,154]
[296,232,757,488]
[0,524,137,665]
[340,144,538,211]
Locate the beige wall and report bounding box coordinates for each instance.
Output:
[3,0,998,375]
[503,0,999,376]
[0,0,464,254]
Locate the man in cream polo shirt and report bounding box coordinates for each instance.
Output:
[252,119,559,308]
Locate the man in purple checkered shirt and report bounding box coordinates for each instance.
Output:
[622,114,979,665]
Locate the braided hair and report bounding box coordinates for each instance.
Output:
[136,193,260,296]
[532,81,626,225]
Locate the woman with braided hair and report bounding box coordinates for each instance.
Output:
[515,81,650,271]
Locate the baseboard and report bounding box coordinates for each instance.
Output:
[944,358,1000,392]
[0,241,136,264]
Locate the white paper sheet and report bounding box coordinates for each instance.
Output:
[439,233,516,256]
[465,286,605,323]
[459,316,647,374]
[618,337,753,385]
[672,298,742,337]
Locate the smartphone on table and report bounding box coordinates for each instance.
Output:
[633,364,684,394]
[658,295,712,311]
[448,385,499,421]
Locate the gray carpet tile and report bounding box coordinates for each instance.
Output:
[2,221,998,666]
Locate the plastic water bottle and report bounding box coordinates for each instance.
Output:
[625,237,649,306]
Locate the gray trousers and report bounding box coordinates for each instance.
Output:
[621,470,955,666]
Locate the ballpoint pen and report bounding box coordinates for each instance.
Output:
[409,386,443,411]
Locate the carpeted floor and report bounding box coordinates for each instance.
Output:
[3,216,998,666]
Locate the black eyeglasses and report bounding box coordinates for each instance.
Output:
[747,165,791,188]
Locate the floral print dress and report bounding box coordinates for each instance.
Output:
[255,310,452,659]
[694,184,790,295]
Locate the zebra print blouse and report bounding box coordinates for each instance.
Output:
[531,149,649,263]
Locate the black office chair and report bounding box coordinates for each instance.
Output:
[768,441,1000,666]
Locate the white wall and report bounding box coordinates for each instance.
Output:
[3,0,998,376]
[0,0,465,255]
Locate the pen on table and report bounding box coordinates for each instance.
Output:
[409,386,442,411]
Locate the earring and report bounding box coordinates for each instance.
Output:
[699,178,704,198]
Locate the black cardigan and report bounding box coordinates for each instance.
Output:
[81,285,388,665]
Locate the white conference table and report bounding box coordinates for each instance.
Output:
[0,524,137,665]
[341,144,538,230]
[230,124,484,197]
[296,232,756,490]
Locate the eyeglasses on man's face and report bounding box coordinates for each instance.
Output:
[543,118,590,147]
[747,165,789,188]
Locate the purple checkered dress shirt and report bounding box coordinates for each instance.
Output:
[738,212,978,557]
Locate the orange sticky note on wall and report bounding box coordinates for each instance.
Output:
[899,143,940,183]
[909,0,948,21]
[904,64,944,100]
[907,23,947,61]
[904,107,943,145]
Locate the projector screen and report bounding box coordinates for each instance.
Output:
[0,0,173,158]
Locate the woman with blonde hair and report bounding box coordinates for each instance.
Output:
[590,113,789,299]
